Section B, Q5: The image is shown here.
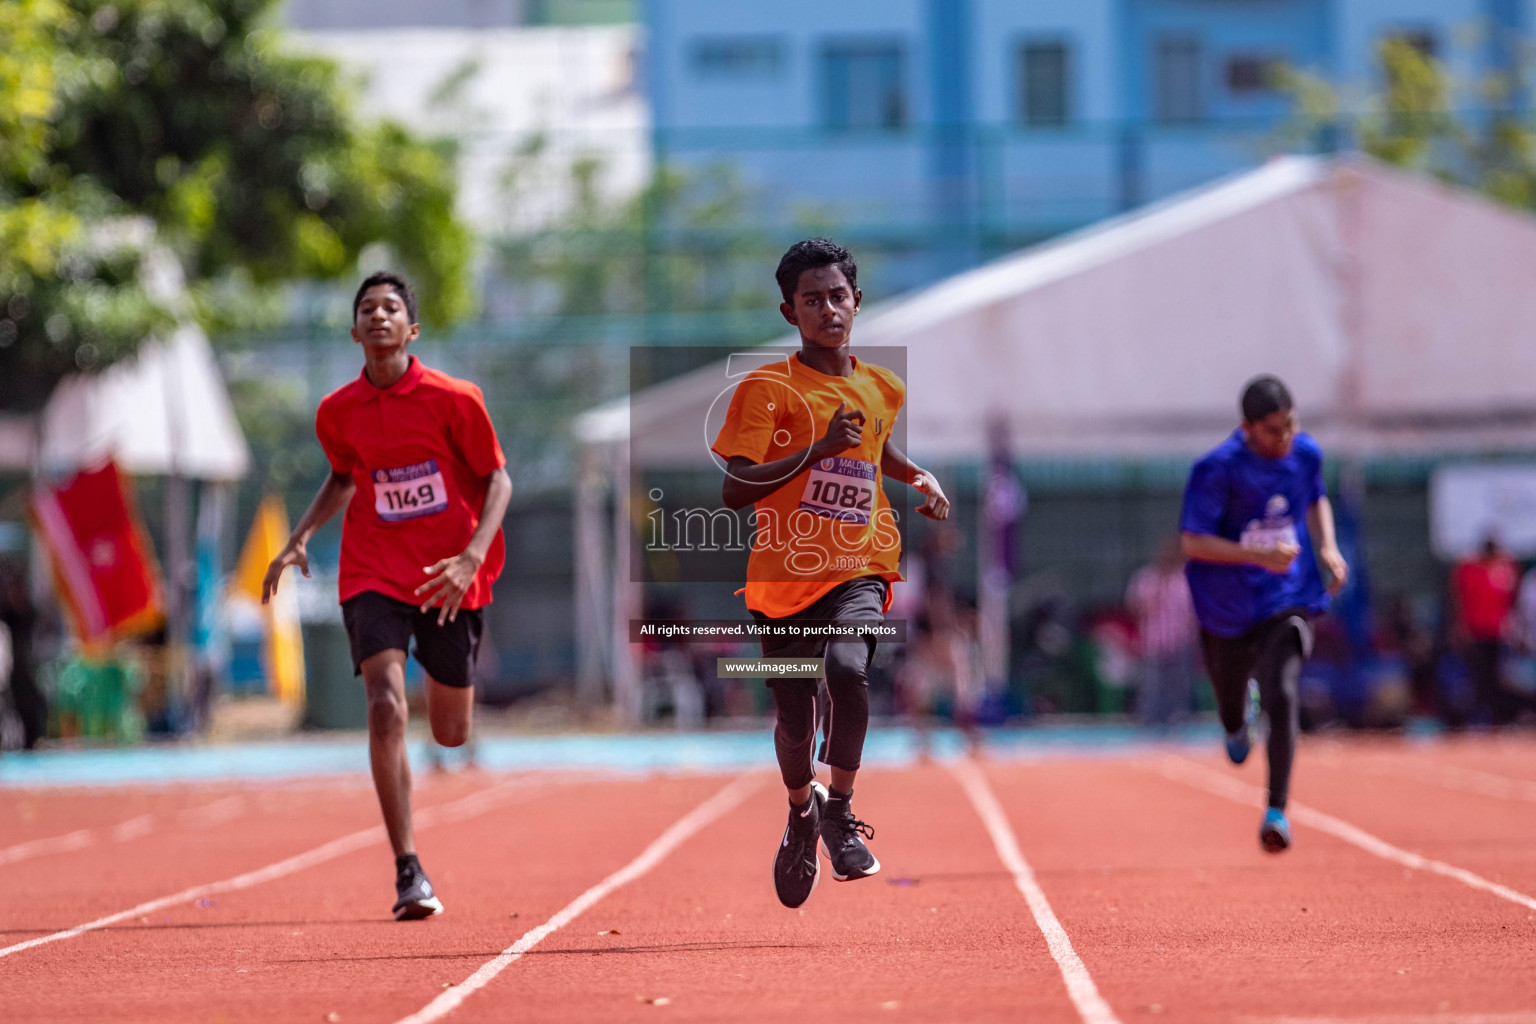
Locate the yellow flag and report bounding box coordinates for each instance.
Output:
[233,496,306,706]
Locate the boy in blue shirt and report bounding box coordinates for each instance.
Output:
[1180,376,1348,853]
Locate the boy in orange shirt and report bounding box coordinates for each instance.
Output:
[712,239,950,908]
[263,272,512,920]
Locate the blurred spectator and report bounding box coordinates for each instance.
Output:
[1125,537,1198,728]
[1507,563,1536,710]
[980,418,1026,692]
[1450,538,1519,725]
[0,557,45,748]
[895,525,983,735]
[1075,608,1138,715]
[638,596,705,729]
[1512,562,1536,654]
[1375,593,1440,721]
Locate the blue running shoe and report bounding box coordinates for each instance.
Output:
[1224,679,1260,765]
[1224,729,1251,765]
[1260,808,1292,853]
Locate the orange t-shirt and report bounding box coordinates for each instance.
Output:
[710,352,904,618]
[315,357,506,610]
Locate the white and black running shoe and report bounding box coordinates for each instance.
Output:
[392,857,444,921]
[820,795,880,881]
[773,782,826,908]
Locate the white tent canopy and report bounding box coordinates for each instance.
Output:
[36,324,250,481]
[573,156,1536,712]
[578,156,1536,464]
[0,232,250,670]
[0,236,249,482]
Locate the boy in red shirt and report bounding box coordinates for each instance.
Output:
[712,239,950,908]
[1452,538,1519,724]
[263,272,512,920]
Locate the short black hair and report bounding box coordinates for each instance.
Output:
[775,238,858,303]
[1241,375,1293,423]
[353,271,418,324]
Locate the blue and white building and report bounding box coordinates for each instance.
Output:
[643,0,1534,286]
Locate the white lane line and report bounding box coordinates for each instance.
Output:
[392,771,765,1024]
[0,792,258,869]
[1253,1017,1536,1024]
[1153,757,1536,913]
[0,828,95,866]
[0,777,533,960]
[947,758,1123,1024]
[178,795,248,828]
[1361,758,1536,805]
[110,815,156,843]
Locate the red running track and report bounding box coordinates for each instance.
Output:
[5,735,1536,1023]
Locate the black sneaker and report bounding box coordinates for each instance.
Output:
[392,858,444,921]
[820,793,880,881]
[773,782,825,908]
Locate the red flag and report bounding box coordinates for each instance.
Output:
[30,460,163,646]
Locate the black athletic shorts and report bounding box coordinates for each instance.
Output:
[751,576,890,682]
[1199,609,1314,693]
[341,590,483,689]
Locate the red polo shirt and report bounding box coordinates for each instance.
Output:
[315,357,506,610]
[1454,556,1517,642]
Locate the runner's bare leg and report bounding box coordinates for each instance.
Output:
[426,675,473,748]
[362,650,415,858]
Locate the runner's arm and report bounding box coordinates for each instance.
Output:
[1181,531,1298,574]
[417,467,512,624]
[1306,496,1349,593]
[262,470,355,602]
[464,467,513,564]
[722,451,821,510]
[721,401,865,510]
[880,439,950,521]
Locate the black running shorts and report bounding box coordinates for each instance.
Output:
[1199,610,1314,695]
[341,590,483,689]
[751,576,890,679]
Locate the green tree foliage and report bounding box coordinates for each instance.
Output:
[496,158,778,321]
[0,0,172,411]
[224,370,330,524]
[1278,38,1536,210]
[0,0,473,412]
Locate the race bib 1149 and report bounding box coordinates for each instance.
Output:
[799,456,877,524]
[373,459,450,522]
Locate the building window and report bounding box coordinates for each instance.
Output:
[821,42,907,131]
[1019,40,1070,126]
[692,36,784,78]
[1154,35,1203,124]
[1225,54,1279,95]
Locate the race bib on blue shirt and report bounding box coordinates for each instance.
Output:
[1239,494,1298,551]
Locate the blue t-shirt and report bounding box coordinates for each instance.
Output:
[1180,430,1329,638]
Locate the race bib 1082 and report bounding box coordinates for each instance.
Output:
[799,456,877,524]
[373,459,450,522]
